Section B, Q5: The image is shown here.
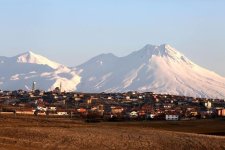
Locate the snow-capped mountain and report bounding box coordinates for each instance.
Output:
[13,51,62,69]
[1,45,225,98]
[76,44,225,98]
[0,51,80,91]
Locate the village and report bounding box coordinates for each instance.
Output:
[0,86,225,122]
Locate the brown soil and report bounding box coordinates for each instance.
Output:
[0,115,224,150]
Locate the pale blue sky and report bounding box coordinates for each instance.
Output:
[0,0,225,76]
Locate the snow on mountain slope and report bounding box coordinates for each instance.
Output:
[76,44,225,98]
[0,51,80,91]
[13,51,62,69]
[1,45,225,98]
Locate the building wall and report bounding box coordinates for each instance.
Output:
[165,115,179,120]
[218,109,225,116]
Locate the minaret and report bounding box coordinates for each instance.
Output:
[32,81,36,92]
[60,82,62,94]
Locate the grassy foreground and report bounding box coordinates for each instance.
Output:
[0,115,224,150]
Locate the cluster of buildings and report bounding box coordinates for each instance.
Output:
[0,88,225,121]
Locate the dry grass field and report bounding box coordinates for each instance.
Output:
[0,115,224,150]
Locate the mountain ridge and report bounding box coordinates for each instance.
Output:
[76,44,225,98]
[0,51,80,91]
[0,45,225,98]
[13,51,63,69]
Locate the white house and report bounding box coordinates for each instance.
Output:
[48,107,57,111]
[57,111,68,116]
[165,115,179,121]
[205,101,212,109]
[129,111,138,118]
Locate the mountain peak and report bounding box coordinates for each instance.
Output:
[129,44,195,66]
[160,44,177,52]
[134,44,174,58]
[27,50,35,55]
[160,43,171,47]
[142,44,157,50]
[14,51,62,69]
[143,43,173,50]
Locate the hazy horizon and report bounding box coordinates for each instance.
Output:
[0,0,225,76]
